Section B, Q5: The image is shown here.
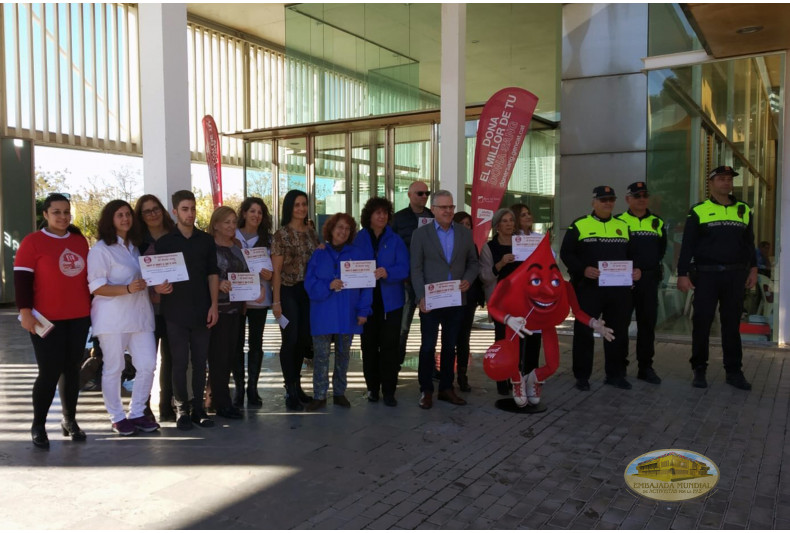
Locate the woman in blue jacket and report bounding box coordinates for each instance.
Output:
[353,198,410,407]
[304,213,372,411]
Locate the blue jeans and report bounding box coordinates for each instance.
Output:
[418,306,464,393]
[312,334,352,400]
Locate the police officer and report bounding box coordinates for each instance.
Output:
[677,166,757,390]
[616,182,666,384]
[561,186,641,391]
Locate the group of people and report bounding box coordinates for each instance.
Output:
[15,164,758,449]
[560,166,756,396]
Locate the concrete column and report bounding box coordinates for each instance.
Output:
[777,50,790,346]
[559,4,648,228]
[138,4,191,207]
[440,4,466,208]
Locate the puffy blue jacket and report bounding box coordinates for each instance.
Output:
[353,226,410,313]
[305,243,373,335]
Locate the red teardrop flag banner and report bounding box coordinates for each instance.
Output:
[202,115,223,208]
[471,87,538,251]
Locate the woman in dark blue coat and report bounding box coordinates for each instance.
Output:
[304,213,372,411]
[353,198,410,406]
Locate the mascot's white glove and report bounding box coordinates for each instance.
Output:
[589,317,615,342]
[505,314,534,339]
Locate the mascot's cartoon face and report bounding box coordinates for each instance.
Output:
[523,236,570,330]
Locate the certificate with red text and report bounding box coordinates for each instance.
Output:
[340,260,376,289]
[512,234,544,261]
[598,260,633,287]
[424,280,462,310]
[418,216,434,228]
[241,247,273,274]
[229,272,261,302]
[138,253,189,285]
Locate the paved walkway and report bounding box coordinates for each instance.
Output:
[0,306,788,529]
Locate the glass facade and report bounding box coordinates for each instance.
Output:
[2,3,140,152]
[646,52,783,341]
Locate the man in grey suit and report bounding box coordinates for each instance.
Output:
[410,190,479,409]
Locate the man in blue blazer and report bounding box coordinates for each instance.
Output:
[410,190,479,409]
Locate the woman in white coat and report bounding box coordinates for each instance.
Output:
[87,200,160,436]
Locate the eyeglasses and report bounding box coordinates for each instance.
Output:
[596,197,617,203]
[631,193,650,199]
[415,191,431,197]
[434,204,455,210]
[142,206,162,217]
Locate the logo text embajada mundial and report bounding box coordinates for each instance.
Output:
[624,449,719,502]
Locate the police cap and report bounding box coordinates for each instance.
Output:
[708,165,739,180]
[626,182,648,196]
[592,185,616,199]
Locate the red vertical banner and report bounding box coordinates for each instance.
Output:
[202,115,223,208]
[471,88,539,251]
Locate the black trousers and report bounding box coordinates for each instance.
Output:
[631,269,660,369]
[690,269,747,373]
[493,321,542,377]
[573,284,632,380]
[167,320,211,415]
[418,306,463,392]
[456,300,477,371]
[362,306,402,397]
[279,282,311,384]
[154,314,173,411]
[207,312,240,410]
[399,283,418,364]
[233,307,268,392]
[30,316,91,426]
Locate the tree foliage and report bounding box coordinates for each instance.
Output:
[34,166,248,240]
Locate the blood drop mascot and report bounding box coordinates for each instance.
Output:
[483,234,614,407]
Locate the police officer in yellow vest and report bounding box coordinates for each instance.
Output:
[561,185,642,391]
[615,182,666,385]
[677,166,757,390]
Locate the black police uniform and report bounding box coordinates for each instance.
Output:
[677,175,756,378]
[560,190,633,386]
[616,203,666,376]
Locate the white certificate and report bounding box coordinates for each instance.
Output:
[598,260,633,287]
[512,234,544,261]
[138,252,189,285]
[340,260,376,289]
[418,216,434,228]
[229,272,261,302]
[424,280,462,311]
[241,247,273,274]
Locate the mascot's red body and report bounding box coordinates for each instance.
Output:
[484,234,594,386]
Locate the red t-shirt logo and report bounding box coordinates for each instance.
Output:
[59,248,85,277]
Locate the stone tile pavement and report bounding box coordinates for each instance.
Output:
[0,306,788,529]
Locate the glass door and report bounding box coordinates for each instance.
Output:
[350,130,385,222]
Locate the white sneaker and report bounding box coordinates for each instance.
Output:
[525,370,542,405]
[511,375,528,407]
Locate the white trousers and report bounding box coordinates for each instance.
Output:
[98,331,157,423]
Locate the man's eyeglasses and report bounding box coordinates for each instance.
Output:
[596,197,616,203]
[631,193,650,199]
[434,204,455,210]
[142,206,162,217]
[415,191,431,197]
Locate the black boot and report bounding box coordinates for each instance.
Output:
[296,377,312,404]
[247,350,263,407]
[285,383,304,411]
[31,424,49,449]
[232,378,245,409]
[496,380,511,396]
[457,367,471,392]
[61,418,87,441]
[692,366,707,388]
